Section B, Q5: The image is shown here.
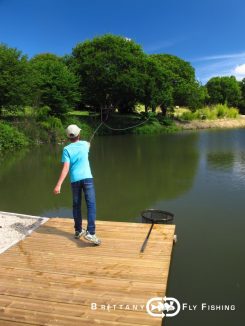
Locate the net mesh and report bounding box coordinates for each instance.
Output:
[141,209,174,224]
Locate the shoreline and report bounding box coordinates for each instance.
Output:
[1,116,245,155]
[175,117,245,130]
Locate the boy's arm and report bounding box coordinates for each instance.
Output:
[53,162,70,195]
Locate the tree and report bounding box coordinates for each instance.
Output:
[72,34,147,113]
[150,54,204,111]
[139,56,173,113]
[181,82,208,110]
[0,44,33,109]
[30,53,80,116]
[206,76,241,107]
[238,79,245,113]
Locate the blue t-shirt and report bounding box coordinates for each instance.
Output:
[61,141,93,183]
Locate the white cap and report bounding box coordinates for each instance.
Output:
[66,124,81,138]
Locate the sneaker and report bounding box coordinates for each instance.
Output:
[84,232,101,245]
[74,229,86,239]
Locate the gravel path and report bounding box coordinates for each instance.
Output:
[0,211,49,254]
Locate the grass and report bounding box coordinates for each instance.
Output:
[67,110,90,116]
[133,121,179,134]
[173,107,190,117]
[178,104,239,121]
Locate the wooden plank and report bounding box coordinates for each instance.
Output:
[0,295,161,325]
[0,321,34,326]
[0,267,167,289]
[0,253,169,270]
[0,218,175,326]
[3,252,171,266]
[0,264,168,280]
[0,285,160,308]
[8,240,174,253]
[0,307,160,326]
[0,296,160,325]
[45,219,174,228]
[4,246,173,259]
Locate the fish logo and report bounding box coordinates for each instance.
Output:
[146,296,181,318]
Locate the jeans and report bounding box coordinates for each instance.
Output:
[71,178,96,235]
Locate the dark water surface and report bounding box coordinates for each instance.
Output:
[0,129,244,325]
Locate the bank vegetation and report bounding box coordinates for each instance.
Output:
[1,34,245,152]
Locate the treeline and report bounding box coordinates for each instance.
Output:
[1,34,245,118]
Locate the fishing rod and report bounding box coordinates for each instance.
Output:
[89,121,104,143]
[89,105,150,143]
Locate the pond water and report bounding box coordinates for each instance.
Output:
[0,129,244,325]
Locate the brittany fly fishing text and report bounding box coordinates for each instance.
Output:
[182,303,236,311]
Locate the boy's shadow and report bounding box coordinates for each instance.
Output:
[35,222,95,248]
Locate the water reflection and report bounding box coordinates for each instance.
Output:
[165,129,245,326]
[0,148,29,182]
[92,134,199,219]
[0,145,70,215]
[0,133,199,220]
[207,152,234,170]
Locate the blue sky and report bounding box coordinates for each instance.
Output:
[0,0,245,83]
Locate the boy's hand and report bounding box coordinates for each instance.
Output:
[53,185,61,195]
[54,162,69,195]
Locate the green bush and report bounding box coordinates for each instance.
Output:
[39,116,64,143]
[180,111,195,121]
[11,118,49,144]
[157,115,175,126]
[23,106,35,116]
[180,104,239,121]
[35,106,52,121]
[199,107,217,120]
[225,107,239,118]
[133,121,179,134]
[40,116,63,130]
[140,112,158,123]
[215,104,226,118]
[0,122,29,152]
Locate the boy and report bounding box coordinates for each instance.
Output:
[53,124,101,245]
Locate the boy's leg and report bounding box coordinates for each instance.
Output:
[82,178,96,235]
[71,181,82,232]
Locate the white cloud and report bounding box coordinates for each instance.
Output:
[232,63,245,81]
[190,51,245,83]
[144,36,187,53]
[234,63,245,75]
[192,52,245,62]
[144,40,176,53]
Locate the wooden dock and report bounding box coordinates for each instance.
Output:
[0,218,175,326]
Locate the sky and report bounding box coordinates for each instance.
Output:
[0,0,245,83]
